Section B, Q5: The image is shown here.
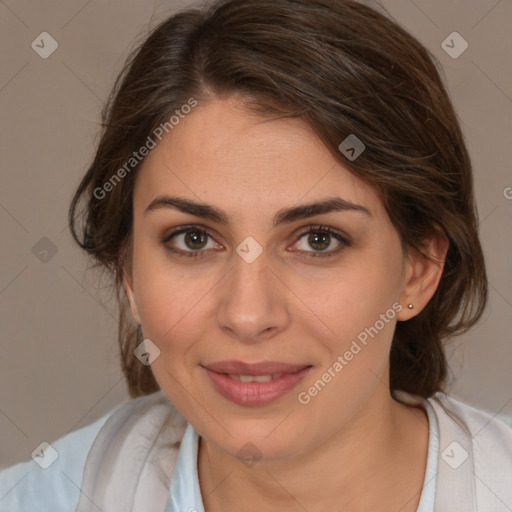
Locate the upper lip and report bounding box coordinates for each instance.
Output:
[202,360,311,376]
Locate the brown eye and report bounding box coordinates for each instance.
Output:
[306,231,331,251]
[162,226,223,259]
[183,230,208,250]
[292,226,349,257]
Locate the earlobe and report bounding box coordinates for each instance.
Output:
[123,270,141,325]
[397,226,449,321]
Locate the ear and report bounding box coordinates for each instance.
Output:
[123,267,141,325]
[397,224,449,321]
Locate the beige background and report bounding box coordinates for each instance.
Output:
[1,0,511,468]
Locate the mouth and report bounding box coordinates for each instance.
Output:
[201,360,313,406]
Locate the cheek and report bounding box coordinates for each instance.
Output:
[131,242,206,346]
[293,240,404,403]
[298,251,403,343]
[294,260,402,434]
[136,272,205,341]
[132,261,208,409]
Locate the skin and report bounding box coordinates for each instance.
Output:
[124,95,449,511]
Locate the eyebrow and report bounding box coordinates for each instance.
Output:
[144,195,371,226]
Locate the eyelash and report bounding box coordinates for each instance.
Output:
[161,224,350,260]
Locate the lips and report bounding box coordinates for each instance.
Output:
[201,360,312,406]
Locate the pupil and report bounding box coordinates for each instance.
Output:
[185,231,207,250]
[309,232,329,251]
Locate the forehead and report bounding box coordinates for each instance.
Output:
[133,96,383,220]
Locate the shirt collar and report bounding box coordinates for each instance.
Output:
[167,396,439,512]
[168,422,205,512]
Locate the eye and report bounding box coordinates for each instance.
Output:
[291,225,349,257]
[161,224,350,260]
[162,226,222,258]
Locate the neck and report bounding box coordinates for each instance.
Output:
[198,385,429,512]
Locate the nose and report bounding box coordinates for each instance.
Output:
[216,247,290,343]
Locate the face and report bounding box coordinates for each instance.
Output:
[125,95,420,462]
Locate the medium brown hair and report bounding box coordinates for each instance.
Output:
[69,0,487,399]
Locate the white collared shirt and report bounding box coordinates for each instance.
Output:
[1,391,511,511]
[166,397,439,512]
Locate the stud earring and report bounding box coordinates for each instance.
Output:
[407,304,414,309]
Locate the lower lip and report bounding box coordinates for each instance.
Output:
[202,366,312,406]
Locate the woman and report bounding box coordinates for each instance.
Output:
[1,0,511,510]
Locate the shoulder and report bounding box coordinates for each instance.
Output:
[0,394,155,512]
[430,392,512,445]
[428,392,512,508]
[396,389,512,508]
